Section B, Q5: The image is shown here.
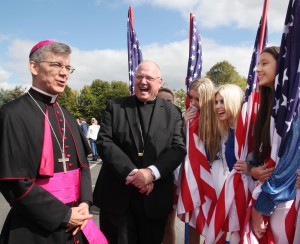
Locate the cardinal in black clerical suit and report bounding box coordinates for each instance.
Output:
[93,60,186,244]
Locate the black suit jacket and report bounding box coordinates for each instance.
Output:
[93,96,186,219]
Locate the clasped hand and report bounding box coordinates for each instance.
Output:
[66,202,93,235]
[125,168,154,195]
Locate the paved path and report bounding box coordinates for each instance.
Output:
[0,159,185,243]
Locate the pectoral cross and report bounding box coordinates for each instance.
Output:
[58,152,69,173]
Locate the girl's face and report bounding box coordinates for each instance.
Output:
[189,89,200,110]
[214,92,234,127]
[256,52,277,89]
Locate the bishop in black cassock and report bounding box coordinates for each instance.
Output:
[0,40,95,244]
[0,88,93,243]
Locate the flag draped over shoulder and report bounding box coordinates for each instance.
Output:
[205,4,269,242]
[177,14,216,236]
[241,0,300,243]
[263,0,300,242]
[127,6,143,95]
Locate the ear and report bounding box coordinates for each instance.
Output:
[29,61,39,75]
[158,77,163,88]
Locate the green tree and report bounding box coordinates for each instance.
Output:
[78,79,130,122]
[206,60,246,90]
[78,85,97,121]
[58,85,80,118]
[110,81,130,99]
[0,86,26,108]
[174,88,186,112]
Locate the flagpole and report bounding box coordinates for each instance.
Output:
[129,6,134,28]
[183,13,194,244]
[259,0,269,53]
[185,13,193,110]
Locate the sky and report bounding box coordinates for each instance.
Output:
[0,0,290,92]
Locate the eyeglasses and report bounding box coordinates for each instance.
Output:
[39,61,75,74]
[135,75,161,83]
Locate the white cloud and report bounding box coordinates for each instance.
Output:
[70,38,253,91]
[127,0,288,32]
[0,38,254,92]
[0,0,289,92]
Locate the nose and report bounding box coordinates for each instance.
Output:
[59,67,68,75]
[256,65,261,73]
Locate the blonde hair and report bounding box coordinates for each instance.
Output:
[214,84,244,138]
[189,77,219,162]
[91,118,97,124]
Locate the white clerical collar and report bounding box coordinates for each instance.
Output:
[31,86,58,103]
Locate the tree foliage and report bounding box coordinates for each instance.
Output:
[0,86,26,108]
[174,88,186,112]
[1,59,246,123]
[206,60,246,90]
[77,79,130,122]
[58,85,80,118]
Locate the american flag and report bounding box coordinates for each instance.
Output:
[127,6,143,95]
[205,8,269,244]
[270,0,300,162]
[267,0,300,242]
[177,14,216,237]
[185,14,202,108]
[236,17,268,160]
[241,0,300,243]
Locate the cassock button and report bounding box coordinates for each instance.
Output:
[69,163,73,167]
[67,154,71,158]
[59,119,63,122]
[64,136,67,140]
[65,145,70,149]
[61,128,64,131]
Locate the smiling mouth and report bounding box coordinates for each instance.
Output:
[139,87,149,92]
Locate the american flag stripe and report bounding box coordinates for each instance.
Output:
[177,113,217,235]
[177,13,216,237]
[206,3,269,241]
[268,0,300,242]
[242,0,300,243]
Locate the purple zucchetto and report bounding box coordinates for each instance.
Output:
[29,40,56,57]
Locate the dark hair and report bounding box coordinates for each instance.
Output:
[158,87,174,97]
[253,46,280,163]
[261,46,280,61]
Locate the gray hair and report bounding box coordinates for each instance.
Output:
[29,42,72,62]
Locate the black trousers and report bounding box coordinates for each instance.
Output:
[99,192,168,244]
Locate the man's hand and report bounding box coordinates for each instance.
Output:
[251,207,268,239]
[251,163,274,182]
[125,168,153,188]
[139,182,154,195]
[66,204,93,235]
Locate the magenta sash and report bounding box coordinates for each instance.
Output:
[35,169,108,244]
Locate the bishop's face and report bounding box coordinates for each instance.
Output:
[30,52,71,95]
[134,61,162,102]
